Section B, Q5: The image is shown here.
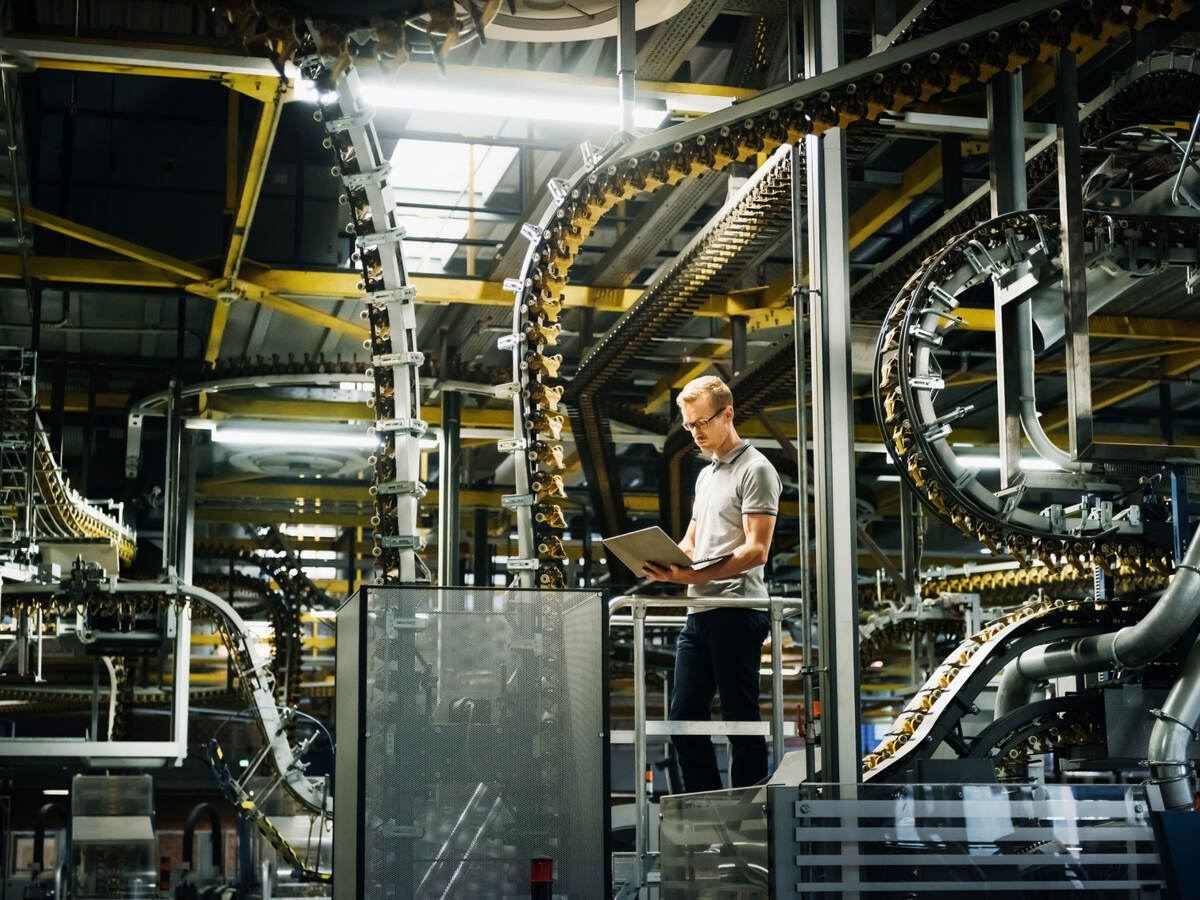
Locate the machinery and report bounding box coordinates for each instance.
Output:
[4,0,1200,896]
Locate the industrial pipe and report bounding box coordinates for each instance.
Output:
[1015,297,1078,471]
[995,523,1200,719]
[1147,631,1200,809]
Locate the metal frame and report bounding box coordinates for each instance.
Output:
[0,586,191,766]
[609,594,800,895]
[803,0,861,785]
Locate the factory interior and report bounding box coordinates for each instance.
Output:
[2,0,1200,896]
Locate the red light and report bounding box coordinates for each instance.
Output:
[530,858,553,883]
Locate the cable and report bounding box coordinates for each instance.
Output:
[211,705,334,756]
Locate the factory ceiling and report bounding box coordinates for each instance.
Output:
[0,0,1197,589]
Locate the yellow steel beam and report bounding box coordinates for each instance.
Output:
[1043,346,1200,431]
[958,308,1200,343]
[224,91,285,283]
[643,335,731,413]
[12,36,745,106]
[847,144,943,251]
[206,87,286,362]
[11,36,293,102]
[0,202,209,281]
[188,278,369,339]
[0,255,186,288]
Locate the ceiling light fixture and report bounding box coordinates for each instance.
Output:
[296,79,669,129]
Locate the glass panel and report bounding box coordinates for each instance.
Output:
[358,587,604,898]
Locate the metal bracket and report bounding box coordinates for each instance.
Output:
[375,418,428,437]
[374,480,427,497]
[503,277,524,294]
[1150,707,1199,740]
[547,178,569,203]
[324,109,375,132]
[520,222,541,242]
[342,165,390,189]
[502,493,535,509]
[497,437,527,453]
[356,227,408,248]
[380,534,427,550]
[506,558,539,571]
[365,286,418,304]
[497,334,522,350]
[373,351,425,368]
[910,375,945,391]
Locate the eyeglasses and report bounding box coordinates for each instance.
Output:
[681,406,729,433]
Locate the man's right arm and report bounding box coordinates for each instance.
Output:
[678,519,697,558]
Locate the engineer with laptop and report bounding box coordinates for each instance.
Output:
[642,375,782,792]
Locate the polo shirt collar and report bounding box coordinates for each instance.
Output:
[711,439,751,467]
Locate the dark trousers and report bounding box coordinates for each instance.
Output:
[669,607,770,793]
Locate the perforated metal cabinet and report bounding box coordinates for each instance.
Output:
[335,585,608,899]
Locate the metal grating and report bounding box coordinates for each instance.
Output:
[350,585,605,898]
[660,782,1164,896]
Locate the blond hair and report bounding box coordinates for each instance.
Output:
[676,375,733,412]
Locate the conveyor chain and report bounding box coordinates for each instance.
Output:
[853,49,1200,318]
[566,147,794,538]
[505,0,1191,583]
[874,210,1200,567]
[297,34,426,586]
[863,594,1149,779]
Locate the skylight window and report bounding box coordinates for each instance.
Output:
[388,139,519,272]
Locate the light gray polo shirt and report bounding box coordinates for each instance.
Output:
[688,440,782,609]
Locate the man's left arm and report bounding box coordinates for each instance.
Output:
[643,513,776,585]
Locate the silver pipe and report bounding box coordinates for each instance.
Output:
[632,600,648,887]
[995,523,1200,719]
[1148,630,1200,810]
[1015,297,1078,471]
[770,608,785,765]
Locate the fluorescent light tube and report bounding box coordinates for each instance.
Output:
[296,79,669,128]
[212,427,377,450]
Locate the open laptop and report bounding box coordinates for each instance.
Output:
[601,526,730,576]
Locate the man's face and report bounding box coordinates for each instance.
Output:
[678,396,730,452]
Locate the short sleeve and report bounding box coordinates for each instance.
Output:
[691,467,710,521]
[741,460,781,516]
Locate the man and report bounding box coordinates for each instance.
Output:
[643,375,782,792]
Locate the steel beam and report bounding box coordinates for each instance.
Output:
[438,388,463,586]
[613,0,1071,165]
[1056,49,1094,459]
[803,0,861,783]
[208,87,286,362]
[987,70,1026,490]
[0,201,209,281]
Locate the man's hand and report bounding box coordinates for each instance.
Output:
[642,562,706,585]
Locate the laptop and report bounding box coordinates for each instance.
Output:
[601,526,730,575]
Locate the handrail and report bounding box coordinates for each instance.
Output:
[607,594,803,895]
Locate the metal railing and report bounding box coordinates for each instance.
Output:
[608,594,803,896]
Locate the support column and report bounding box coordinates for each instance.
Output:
[438,388,462,588]
[472,506,490,588]
[80,371,95,496]
[49,366,65,462]
[730,315,748,376]
[987,71,1026,489]
[941,136,963,210]
[803,0,861,783]
[899,482,921,593]
[1056,49,1093,459]
[786,0,815,778]
[617,0,637,133]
